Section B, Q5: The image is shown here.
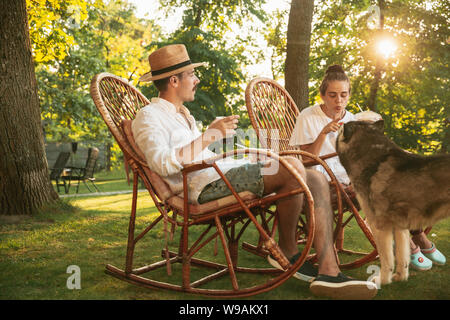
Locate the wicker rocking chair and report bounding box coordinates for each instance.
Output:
[245,77,378,269]
[90,72,317,297]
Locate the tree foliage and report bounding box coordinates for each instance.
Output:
[266,0,449,154]
[263,8,288,81]
[27,0,89,64]
[148,0,268,127]
[28,0,160,168]
[27,0,449,169]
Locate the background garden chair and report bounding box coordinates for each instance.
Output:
[245,77,378,269]
[49,151,71,193]
[89,72,317,297]
[63,147,100,193]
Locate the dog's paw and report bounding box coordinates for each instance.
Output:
[392,271,408,282]
[379,272,392,285]
[372,274,391,286]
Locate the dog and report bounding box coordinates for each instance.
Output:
[336,120,450,285]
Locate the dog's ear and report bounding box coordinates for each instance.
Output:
[373,119,384,132]
[341,122,354,142]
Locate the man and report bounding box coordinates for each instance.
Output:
[132,44,378,299]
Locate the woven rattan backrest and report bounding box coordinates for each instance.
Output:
[90,73,175,201]
[245,78,300,152]
[90,73,149,161]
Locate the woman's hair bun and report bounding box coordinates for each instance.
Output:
[326,64,345,74]
[320,64,350,95]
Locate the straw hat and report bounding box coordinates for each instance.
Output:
[139,44,207,82]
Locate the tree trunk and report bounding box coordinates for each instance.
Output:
[367,59,382,112]
[0,0,59,215]
[285,0,314,111]
[441,117,450,154]
[367,0,385,112]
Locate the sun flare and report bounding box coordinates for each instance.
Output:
[376,38,397,59]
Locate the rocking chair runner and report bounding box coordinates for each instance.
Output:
[245,77,378,269]
[90,72,317,297]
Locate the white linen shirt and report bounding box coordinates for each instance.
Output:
[132,98,248,203]
[289,104,355,184]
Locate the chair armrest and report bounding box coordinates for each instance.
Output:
[181,161,215,174]
[181,148,275,174]
[279,149,342,186]
[181,148,308,202]
[279,150,338,167]
[302,152,338,167]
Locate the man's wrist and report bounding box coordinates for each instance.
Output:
[203,129,222,144]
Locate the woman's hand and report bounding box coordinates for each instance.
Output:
[320,113,343,135]
[320,120,342,135]
[303,114,342,155]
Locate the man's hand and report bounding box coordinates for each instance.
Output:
[204,115,240,142]
[176,115,239,166]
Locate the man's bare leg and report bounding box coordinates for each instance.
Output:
[262,157,305,259]
[262,158,340,276]
[305,169,340,276]
[262,158,377,299]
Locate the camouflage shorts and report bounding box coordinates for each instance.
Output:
[197,162,265,204]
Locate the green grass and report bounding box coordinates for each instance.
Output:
[0,175,449,300]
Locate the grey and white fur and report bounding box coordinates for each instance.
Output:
[336,120,450,285]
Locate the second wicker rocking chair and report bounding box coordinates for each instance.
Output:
[245,77,378,270]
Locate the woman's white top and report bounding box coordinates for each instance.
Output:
[289,104,355,184]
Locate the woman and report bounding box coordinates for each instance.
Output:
[289,64,446,271]
[289,65,354,185]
